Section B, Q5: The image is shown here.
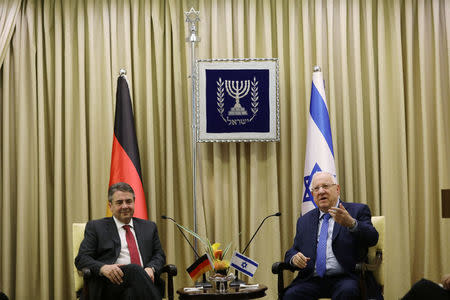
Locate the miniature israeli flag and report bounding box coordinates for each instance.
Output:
[230,251,259,278]
[302,67,337,214]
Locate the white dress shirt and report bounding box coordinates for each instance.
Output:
[112,216,143,266]
[315,201,345,276]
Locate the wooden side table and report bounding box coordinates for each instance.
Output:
[177,284,267,299]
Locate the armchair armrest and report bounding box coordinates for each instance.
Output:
[272,262,297,300]
[81,267,91,278]
[159,264,177,300]
[272,261,297,274]
[355,249,383,273]
[355,249,383,300]
[160,264,178,277]
[79,268,91,298]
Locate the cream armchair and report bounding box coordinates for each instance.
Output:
[72,222,177,300]
[272,216,385,300]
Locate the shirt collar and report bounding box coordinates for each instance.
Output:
[112,216,134,230]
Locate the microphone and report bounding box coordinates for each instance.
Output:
[161,215,200,258]
[161,215,212,288]
[230,212,281,287]
[241,212,281,254]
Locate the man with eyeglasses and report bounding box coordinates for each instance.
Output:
[283,171,380,300]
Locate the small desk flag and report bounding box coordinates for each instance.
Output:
[302,68,337,214]
[186,254,214,282]
[230,251,259,278]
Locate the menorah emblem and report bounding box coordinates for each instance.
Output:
[225,80,250,116]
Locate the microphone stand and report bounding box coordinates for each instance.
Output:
[230,212,281,287]
[161,216,212,288]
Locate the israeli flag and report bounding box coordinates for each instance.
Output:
[230,251,259,278]
[302,67,337,214]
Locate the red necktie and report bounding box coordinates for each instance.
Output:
[123,225,141,266]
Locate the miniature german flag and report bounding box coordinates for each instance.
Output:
[186,254,214,282]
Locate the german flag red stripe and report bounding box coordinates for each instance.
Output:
[108,76,148,219]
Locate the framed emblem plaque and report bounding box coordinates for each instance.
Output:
[196,58,279,142]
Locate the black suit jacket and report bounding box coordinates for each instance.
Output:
[75,217,166,276]
[284,202,379,282]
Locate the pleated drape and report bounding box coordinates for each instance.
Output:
[0,1,449,299]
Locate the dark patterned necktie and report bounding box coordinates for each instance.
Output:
[316,213,330,277]
[123,225,141,266]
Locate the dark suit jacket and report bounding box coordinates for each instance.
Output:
[284,202,379,282]
[75,217,166,274]
[75,217,166,299]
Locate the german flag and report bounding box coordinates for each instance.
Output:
[108,74,148,219]
[186,254,213,282]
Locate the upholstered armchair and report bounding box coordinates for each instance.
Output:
[72,222,177,300]
[272,216,385,300]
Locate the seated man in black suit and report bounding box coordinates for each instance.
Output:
[75,182,166,300]
[283,171,380,300]
[401,273,450,300]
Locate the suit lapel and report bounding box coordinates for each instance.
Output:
[107,218,121,257]
[332,220,342,240]
[332,201,344,240]
[133,218,146,257]
[310,209,320,237]
[310,209,320,259]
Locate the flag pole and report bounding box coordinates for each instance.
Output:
[185,8,200,255]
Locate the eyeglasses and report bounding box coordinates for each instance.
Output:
[310,184,336,192]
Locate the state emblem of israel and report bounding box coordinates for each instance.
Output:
[197,58,279,142]
[216,76,260,125]
[205,68,270,132]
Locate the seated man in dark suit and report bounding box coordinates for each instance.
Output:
[283,171,380,300]
[401,273,450,300]
[75,182,166,300]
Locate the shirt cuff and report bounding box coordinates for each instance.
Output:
[289,256,295,266]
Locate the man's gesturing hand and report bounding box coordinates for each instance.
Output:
[329,203,356,228]
[100,264,124,285]
[292,252,310,269]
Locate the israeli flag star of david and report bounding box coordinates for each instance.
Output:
[302,68,337,214]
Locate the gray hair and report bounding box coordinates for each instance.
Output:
[108,182,135,203]
[310,171,337,191]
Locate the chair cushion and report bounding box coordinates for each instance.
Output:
[368,216,385,286]
[73,223,86,293]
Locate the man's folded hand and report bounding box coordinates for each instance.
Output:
[100,264,124,285]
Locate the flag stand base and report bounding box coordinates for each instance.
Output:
[195,281,212,288]
[230,270,245,287]
[230,278,245,287]
[195,274,212,288]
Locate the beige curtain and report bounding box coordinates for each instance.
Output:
[0,0,449,299]
[0,0,22,66]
